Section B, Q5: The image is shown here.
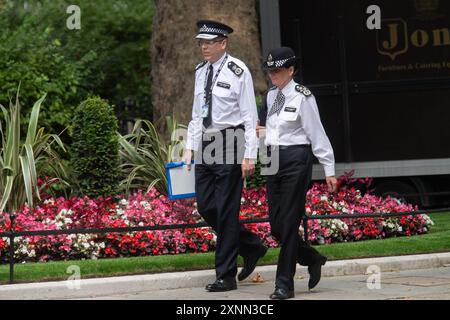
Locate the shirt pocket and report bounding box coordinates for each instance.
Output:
[279,106,298,122]
[212,85,235,104]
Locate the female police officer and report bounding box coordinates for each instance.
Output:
[257,47,338,300]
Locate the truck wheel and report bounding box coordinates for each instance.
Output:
[374,181,418,205]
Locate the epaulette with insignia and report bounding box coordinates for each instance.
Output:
[227,61,244,77]
[295,85,312,96]
[195,61,207,71]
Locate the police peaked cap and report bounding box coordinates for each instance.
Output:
[262,47,299,70]
[196,20,234,40]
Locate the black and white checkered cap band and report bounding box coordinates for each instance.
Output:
[267,57,296,68]
[199,25,229,36]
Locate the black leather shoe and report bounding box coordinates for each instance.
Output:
[205,278,237,292]
[308,255,327,290]
[238,245,268,281]
[269,287,295,300]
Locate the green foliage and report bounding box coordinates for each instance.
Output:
[0,0,153,135]
[119,117,186,195]
[0,87,67,214]
[71,97,119,197]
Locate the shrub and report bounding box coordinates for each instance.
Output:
[71,97,119,197]
[0,88,67,214]
[119,116,185,195]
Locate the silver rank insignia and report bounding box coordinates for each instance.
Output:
[295,85,312,96]
[195,61,207,71]
[228,61,244,77]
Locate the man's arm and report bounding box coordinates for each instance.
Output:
[184,77,203,169]
[238,69,258,160]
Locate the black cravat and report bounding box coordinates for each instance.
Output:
[203,64,214,129]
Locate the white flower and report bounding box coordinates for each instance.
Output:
[58,209,73,217]
[119,199,129,206]
[320,195,328,202]
[140,201,151,209]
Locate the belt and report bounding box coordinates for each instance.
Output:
[272,144,311,150]
[203,124,245,135]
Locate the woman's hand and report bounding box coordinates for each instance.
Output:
[256,124,266,138]
[326,176,338,192]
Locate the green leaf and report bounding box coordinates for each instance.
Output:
[26,93,46,145]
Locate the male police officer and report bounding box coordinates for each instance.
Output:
[183,20,267,292]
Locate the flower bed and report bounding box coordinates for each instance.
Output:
[0,174,434,263]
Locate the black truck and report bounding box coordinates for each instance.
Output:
[259,0,450,207]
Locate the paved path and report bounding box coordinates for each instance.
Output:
[84,266,450,300]
[1,253,450,300]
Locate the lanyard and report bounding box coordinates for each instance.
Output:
[204,54,228,103]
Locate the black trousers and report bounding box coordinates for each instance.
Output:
[266,145,323,290]
[195,127,264,280]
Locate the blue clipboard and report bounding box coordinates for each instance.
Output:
[166,161,196,200]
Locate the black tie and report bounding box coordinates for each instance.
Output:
[203,64,214,129]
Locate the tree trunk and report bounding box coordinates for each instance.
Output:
[151,0,266,132]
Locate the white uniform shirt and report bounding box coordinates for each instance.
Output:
[186,53,258,160]
[264,79,335,177]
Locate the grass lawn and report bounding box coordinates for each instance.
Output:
[1,212,449,284]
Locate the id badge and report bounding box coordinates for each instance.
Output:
[201,104,209,118]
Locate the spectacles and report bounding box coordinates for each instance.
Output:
[197,39,225,47]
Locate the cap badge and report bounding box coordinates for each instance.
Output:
[267,54,274,67]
